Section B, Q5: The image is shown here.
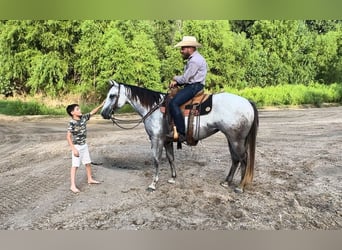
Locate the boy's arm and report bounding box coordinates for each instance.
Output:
[67,131,79,157]
[90,101,105,116]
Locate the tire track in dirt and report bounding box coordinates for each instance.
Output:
[0,158,70,229]
[0,118,75,229]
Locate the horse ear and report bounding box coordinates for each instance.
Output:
[109,80,115,86]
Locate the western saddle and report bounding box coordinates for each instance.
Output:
[161,87,213,146]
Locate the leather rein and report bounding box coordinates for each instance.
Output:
[110,83,165,129]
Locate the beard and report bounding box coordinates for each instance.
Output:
[182,53,190,60]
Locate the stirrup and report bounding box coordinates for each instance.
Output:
[178,134,186,143]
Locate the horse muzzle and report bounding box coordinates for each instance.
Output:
[101,108,113,119]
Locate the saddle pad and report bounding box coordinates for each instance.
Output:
[160,94,213,117]
[183,94,213,116]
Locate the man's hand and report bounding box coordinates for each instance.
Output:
[169,80,178,88]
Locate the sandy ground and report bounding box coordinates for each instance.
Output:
[0,106,341,230]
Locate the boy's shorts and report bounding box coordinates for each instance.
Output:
[72,144,91,167]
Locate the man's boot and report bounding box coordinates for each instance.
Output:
[165,126,178,142]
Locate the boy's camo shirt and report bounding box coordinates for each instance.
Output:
[67,113,91,145]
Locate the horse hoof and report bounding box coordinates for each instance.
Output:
[220,181,229,188]
[147,185,156,192]
[168,178,176,184]
[234,187,244,193]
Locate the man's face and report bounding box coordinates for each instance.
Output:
[180,46,194,59]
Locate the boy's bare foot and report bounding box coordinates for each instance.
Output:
[70,187,80,193]
[88,179,101,184]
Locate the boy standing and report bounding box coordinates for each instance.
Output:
[66,102,104,193]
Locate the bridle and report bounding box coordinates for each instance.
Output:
[109,83,165,129]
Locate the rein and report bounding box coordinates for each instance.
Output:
[110,115,144,129]
[110,83,165,129]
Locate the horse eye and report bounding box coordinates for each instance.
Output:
[109,94,115,99]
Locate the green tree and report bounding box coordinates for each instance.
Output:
[0,20,32,95]
[314,29,342,83]
[27,20,80,96]
[74,20,108,95]
[114,20,154,44]
[97,22,132,95]
[127,33,161,90]
[247,20,316,86]
[229,20,255,38]
[28,51,68,95]
[160,43,183,88]
[151,20,178,61]
[0,20,80,96]
[1,20,342,100]
[305,20,341,34]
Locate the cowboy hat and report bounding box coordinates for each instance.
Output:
[174,36,202,48]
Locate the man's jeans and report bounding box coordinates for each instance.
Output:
[168,83,204,135]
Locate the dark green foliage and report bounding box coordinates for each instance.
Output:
[305,20,342,34]
[229,20,256,38]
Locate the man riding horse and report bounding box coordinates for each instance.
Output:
[167,36,208,143]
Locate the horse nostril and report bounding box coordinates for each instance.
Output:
[100,109,110,119]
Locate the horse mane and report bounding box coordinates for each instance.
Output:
[120,82,165,109]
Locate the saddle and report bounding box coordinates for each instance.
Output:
[161,87,213,146]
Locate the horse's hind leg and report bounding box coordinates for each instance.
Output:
[164,141,176,184]
[235,151,248,193]
[221,141,240,187]
[221,139,248,193]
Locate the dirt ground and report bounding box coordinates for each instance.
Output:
[0,106,341,230]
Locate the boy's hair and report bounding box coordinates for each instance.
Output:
[66,104,79,117]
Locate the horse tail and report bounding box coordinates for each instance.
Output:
[241,101,259,187]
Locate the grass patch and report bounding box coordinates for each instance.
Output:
[224,83,342,107]
[116,104,135,114]
[1,83,341,116]
[0,94,105,116]
[0,99,65,116]
[0,95,134,116]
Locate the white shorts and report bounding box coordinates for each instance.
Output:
[72,144,91,167]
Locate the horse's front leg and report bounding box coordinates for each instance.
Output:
[147,137,164,191]
[164,141,176,184]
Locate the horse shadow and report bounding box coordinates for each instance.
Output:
[98,155,170,171]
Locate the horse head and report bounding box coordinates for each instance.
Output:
[101,80,125,119]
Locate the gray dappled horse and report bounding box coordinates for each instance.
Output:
[101,80,259,193]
